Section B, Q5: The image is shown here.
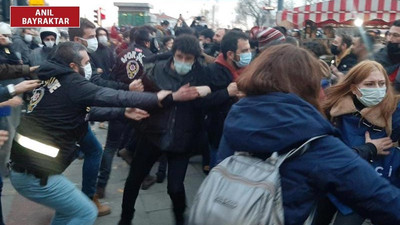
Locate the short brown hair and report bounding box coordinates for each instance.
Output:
[68,18,96,41]
[237,44,322,110]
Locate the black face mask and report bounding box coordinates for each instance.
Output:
[330,44,341,55]
[387,42,400,61]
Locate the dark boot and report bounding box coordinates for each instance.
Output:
[117,219,132,225]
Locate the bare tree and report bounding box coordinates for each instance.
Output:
[235,0,269,27]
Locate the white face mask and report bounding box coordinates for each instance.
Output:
[83,63,92,80]
[81,37,98,53]
[98,35,108,46]
[357,87,387,107]
[24,34,33,43]
[5,37,12,45]
[44,40,55,48]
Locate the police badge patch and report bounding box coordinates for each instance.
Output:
[126,60,140,79]
[27,87,45,113]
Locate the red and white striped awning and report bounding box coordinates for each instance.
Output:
[276,0,400,28]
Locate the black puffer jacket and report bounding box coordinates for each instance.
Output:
[336,52,358,72]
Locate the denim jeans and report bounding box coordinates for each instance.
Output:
[97,120,126,188]
[9,170,97,225]
[78,126,103,198]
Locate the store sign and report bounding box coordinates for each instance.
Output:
[10,6,80,27]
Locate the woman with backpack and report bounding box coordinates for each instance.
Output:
[215,44,400,225]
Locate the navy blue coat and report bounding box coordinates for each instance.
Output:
[334,104,400,187]
[217,92,400,225]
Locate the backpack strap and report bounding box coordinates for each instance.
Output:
[277,135,328,167]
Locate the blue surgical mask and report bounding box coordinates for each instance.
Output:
[173,57,193,75]
[234,52,252,68]
[357,87,386,107]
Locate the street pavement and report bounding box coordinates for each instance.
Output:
[2,123,207,225]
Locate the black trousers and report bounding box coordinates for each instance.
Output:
[120,136,190,223]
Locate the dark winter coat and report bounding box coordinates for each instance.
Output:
[90,43,116,80]
[138,57,230,153]
[205,62,237,148]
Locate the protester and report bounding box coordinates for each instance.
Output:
[29,27,59,66]
[316,60,400,224]
[375,19,400,92]
[199,28,215,56]
[256,27,286,53]
[119,34,236,225]
[330,34,358,73]
[12,28,35,64]
[217,44,400,225]
[161,36,174,53]
[352,34,375,62]
[91,27,115,80]
[206,30,250,168]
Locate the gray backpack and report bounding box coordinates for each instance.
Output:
[188,135,326,225]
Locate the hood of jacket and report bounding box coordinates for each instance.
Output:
[222,92,338,154]
[37,59,78,80]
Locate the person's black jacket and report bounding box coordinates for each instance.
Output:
[138,58,230,153]
[205,63,237,148]
[375,47,400,91]
[336,52,358,72]
[203,42,220,58]
[11,59,159,174]
[90,43,115,80]
[88,52,129,90]
[135,43,154,62]
[375,47,399,74]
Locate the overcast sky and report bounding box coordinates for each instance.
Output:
[46,0,240,28]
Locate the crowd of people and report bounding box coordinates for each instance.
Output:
[0,12,400,225]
